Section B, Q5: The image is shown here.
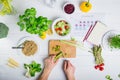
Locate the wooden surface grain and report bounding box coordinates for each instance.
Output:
[49,40,76,58]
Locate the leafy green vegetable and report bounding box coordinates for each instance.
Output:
[17,7,52,36]
[24,61,42,78]
[0,23,9,38]
[108,35,120,49]
[91,45,104,65]
[0,0,15,15]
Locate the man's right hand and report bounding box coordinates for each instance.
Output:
[63,60,75,80]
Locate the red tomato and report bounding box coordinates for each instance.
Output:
[55,28,59,31]
[58,27,62,31]
[94,65,99,69]
[99,67,104,71]
[65,26,69,30]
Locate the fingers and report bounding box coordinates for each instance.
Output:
[64,60,67,70]
[49,54,55,56]
[65,60,74,68]
[51,56,55,60]
[51,55,59,64]
[67,60,71,67]
[69,61,73,66]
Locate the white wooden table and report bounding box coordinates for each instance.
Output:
[0,0,120,80]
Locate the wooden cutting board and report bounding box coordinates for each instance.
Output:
[49,40,76,58]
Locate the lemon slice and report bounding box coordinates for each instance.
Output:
[40,32,46,39]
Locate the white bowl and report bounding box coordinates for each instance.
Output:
[52,18,71,37]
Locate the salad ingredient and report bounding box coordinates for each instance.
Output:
[60,40,77,47]
[0,0,15,15]
[22,40,38,56]
[80,0,92,12]
[94,65,100,69]
[52,45,60,52]
[17,7,52,37]
[46,28,53,35]
[60,40,86,50]
[99,66,104,71]
[54,51,63,61]
[94,63,104,71]
[7,63,16,68]
[52,45,64,61]
[91,45,104,65]
[0,23,9,39]
[71,37,75,41]
[105,75,111,79]
[7,58,19,68]
[108,35,120,49]
[105,75,113,80]
[64,3,75,14]
[39,32,46,39]
[24,61,42,78]
[54,20,70,36]
[118,74,120,78]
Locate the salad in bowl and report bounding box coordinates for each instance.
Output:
[52,18,71,36]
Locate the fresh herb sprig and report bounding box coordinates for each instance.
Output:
[108,35,120,49]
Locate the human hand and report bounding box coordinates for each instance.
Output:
[44,55,58,72]
[38,56,58,80]
[63,60,75,80]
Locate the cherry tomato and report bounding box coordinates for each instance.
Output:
[94,65,99,69]
[65,26,69,30]
[58,27,62,31]
[55,28,59,31]
[99,67,104,71]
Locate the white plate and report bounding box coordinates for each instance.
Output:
[16,36,39,56]
[52,18,71,37]
[102,30,120,52]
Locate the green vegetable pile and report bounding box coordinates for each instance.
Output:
[91,45,104,65]
[108,35,120,49]
[24,61,42,78]
[0,23,9,38]
[17,7,52,36]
